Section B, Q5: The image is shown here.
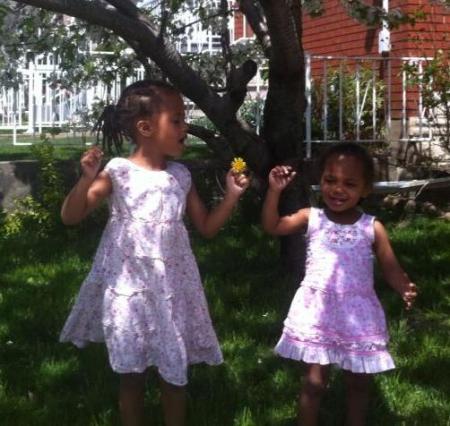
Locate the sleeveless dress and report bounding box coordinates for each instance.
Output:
[275,207,395,373]
[60,158,223,386]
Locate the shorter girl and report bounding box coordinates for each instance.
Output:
[60,80,249,426]
[262,143,417,426]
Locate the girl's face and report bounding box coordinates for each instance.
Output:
[320,153,370,214]
[141,92,188,158]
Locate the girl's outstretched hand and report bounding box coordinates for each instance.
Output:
[225,169,250,199]
[80,147,104,181]
[268,165,296,193]
[401,279,418,310]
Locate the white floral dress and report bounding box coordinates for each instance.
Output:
[60,158,223,386]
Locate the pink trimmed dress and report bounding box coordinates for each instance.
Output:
[275,207,395,373]
[60,158,223,386]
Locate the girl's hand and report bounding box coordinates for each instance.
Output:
[268,165,296,193]
[80,147,103,181]
[401,279,418,310]
[225,169,250,199]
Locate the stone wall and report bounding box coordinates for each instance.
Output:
[0,160,78,212]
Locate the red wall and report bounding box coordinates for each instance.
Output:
[302,1,450,119]
[232,5,254,41]
[302,0,450,57]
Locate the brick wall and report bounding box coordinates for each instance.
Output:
[303,1,450,119]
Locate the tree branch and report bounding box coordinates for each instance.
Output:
[11,0,269,168]
[104,0,139,18]
[237,0,271,56]
[220,0,234,90]
[188,124,234,161]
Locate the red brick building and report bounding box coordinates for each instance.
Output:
[302,0,449,57]
[303,1,450,118]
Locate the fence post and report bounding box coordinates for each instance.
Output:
[26,60,35,134]
[305,53,312,159]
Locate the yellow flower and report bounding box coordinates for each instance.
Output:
[231,157,247,174]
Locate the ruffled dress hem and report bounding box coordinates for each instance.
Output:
[275,334,395,374]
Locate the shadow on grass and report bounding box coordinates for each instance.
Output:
[0,215,449,424]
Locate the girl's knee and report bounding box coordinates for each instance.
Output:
[302,377,328,398]
[120,372,147,392]
[300,364,330,399]
[344,372,372,394]
[159,376,186,395]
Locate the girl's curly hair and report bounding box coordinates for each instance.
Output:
[318,142,375,187]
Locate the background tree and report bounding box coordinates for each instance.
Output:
[0,0,417,274]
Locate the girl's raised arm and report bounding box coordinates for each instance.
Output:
[61,148,112,225]
[186,169,249,238]
[373,220,417,309]
[262,166,309,235]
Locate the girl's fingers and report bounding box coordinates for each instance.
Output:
[235,174,250,189]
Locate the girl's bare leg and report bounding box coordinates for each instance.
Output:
[159,376,186,426]
[344,371,372,426]
[119,372,147,426]
[298,364,330,426]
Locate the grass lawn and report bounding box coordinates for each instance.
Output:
[0,211,449,425]
[0,134,211,162]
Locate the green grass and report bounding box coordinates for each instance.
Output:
[0,214,449,425]
[0,135,211,161]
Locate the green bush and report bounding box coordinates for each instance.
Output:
[1,137,65,239]
[311,64,386,141]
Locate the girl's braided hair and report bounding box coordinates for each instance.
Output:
[94,80,178,153]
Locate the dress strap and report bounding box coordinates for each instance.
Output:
[359,213,376,243]
[305,207,320,237]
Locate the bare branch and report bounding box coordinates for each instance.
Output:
[237,0,271,56]
[258,0,302,74]
[104,0,139,18]
[188,124,234,161]
[220,0,234,89]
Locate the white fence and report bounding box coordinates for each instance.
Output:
[0,54,438,153]
[0,57,147,145]
[304,54,434,158]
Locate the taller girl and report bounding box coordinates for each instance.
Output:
[60,80,249,426]
[262,143,417,426]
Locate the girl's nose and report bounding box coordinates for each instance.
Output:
[332,183,344,194]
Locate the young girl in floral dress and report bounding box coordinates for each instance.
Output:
[60,80,249,426]
[262,143,417,426]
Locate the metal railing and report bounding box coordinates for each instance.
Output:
[0,54,437,152]
[304,54,434,158]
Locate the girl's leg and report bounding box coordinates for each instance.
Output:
[119,372,147,426]
[159,375,186,426]
[343,371,372,426]
[298,363,330,426]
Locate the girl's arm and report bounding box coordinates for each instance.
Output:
[61,147,112,225]
[186,169,249,238]
[262,166,309,235]
[373,220,417,309]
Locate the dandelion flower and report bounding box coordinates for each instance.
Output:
[231,157,247,174]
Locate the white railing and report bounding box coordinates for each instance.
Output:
[0,55,438,152]
[0,59,146,145]
[304,54,434,158]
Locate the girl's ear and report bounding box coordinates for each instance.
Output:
[136,119,153,137]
